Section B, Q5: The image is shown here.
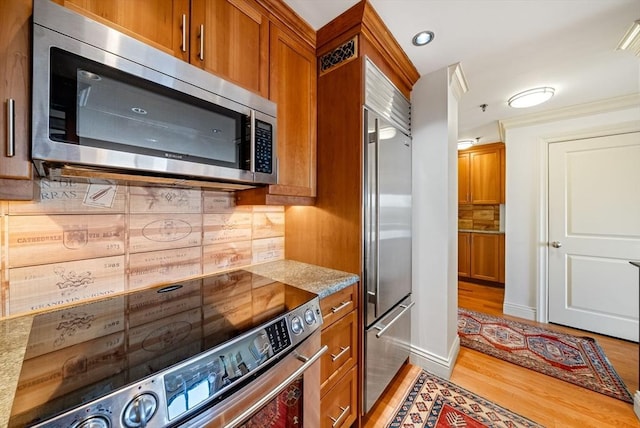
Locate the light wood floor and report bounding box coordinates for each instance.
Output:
[364,280,640,427]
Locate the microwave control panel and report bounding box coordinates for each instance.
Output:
[254,119,273,174]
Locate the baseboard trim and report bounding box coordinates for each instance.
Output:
[408,335,460,379]
[635,391,640,420]
[503,302,536,321]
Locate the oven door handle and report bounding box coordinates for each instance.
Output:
[224,345,329,428]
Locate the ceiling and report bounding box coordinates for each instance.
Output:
[282,0,640,143]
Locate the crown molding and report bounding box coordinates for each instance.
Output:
[448,62,469,101]
[498,93,640,140]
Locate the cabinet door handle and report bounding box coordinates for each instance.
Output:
[331,301,350,314]
[329,405,350,427]
[330,346,350,362]
[198,24,205,61]
[6,98,15,157]
[180,14,187,52]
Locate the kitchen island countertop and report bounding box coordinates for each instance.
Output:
[0,260,359,428]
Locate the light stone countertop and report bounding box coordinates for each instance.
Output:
[0,260,359,428]
[458,229,505,234]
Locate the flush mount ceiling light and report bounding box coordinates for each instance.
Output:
[457,138,477,150]
[412,30,435,46]
[617,20,640,56]
[508,87,555,108]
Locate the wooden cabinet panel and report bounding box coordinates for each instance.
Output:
[458,153,471,203]
[191,0,269,97]
[0,0,34,200]
[319,284,357,328]
[470,149,501,204]
[458,142,504,204]
[53,0,189,60]
[470,233,500,282]
[320,365,357,428]
[458,232,471,277]
[320,310,357,395]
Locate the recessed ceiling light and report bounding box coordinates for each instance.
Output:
[508,87,555,108]
[131,107,148,115]
[412,30,435,46]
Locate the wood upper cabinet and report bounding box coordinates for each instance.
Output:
[459,142,505,204]
[0,0,34,200]
[191,0,269,97]
[53,0,190,61]
[458,152,471,203]
[235,19,317,205]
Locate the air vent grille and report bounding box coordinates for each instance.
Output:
[364,59,411,135]
[319,37,358,75]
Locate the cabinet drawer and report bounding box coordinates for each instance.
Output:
[320,284,357,328]
[320,365,357,428]
[320,310,357,395]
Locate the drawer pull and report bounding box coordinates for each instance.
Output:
[331,301,350,314]
[329,405,350,427]
[330,346,350,362]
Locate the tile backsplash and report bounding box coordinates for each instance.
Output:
[458,204,500,231]
[0,179,284,318]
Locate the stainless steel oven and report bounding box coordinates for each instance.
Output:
[8,270,325,428]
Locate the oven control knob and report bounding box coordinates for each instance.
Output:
[304,308,316,325]
[76,416,110,428]
[290,315,304,335]
[122,393,158,428]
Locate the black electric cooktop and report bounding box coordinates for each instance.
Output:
[9,269,317,427]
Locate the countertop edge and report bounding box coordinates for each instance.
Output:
[458,229,505,235]
[244,259,360,299]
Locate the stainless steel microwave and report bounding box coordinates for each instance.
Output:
[31,0,277,190]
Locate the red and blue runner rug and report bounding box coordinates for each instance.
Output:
[458,308,633,403]
[388,370,543,428]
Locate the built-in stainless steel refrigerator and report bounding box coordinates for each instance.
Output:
[363,59,413,413]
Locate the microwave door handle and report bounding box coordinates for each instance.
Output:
[249,110,256,174]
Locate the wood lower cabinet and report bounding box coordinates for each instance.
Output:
[0,0,34,200]
[458,232,471,277]
[319,284,358,428]
[459,232,505,283]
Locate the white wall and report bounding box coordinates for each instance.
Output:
[409,66,460,377]
[502,96,640,321]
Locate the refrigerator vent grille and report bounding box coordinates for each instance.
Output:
[319,37,358,75]
[364,59,411,135]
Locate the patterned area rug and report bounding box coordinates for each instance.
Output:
[458,308,633,403]
[388,370,543,428]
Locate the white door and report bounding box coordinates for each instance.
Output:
[548,132,640,342]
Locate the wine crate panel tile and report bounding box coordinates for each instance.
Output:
[23,297,125,359]
[203,212,253,245]
[202,241,252,274]
[8,215,125,268]
[128,247,202,291]
[129,186,201,213]
[129,213,203,253]
[9,256,126,315]
[252,211,284,239]
[12,332,126,415]
[203,191,245,213]
[127,278,203,327]
[252,237,284,264]
[8,179,125,214]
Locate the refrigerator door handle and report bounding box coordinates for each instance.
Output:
[373,301,415,338]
